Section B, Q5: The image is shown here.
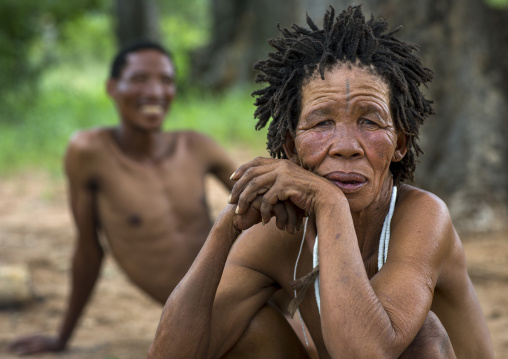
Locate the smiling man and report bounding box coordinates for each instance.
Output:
[148,7,494,359]
[8,41,237,355]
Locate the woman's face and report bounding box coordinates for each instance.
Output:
[288,64,406,212]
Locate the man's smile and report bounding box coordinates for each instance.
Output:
[140,104,165,115]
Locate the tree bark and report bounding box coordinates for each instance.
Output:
[113,0,160,48]
[191,0,304,90]
[354,0,508,233]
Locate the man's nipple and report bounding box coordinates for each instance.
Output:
[128,214,142,227]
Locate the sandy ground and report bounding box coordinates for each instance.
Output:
[0,167,507,359]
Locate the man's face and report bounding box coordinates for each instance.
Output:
[288,64,406,212]
[107,49,176,132]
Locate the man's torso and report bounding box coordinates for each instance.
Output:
[77,128,215,303]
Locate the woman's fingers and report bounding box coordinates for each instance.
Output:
[284,200,300,234]
[272,202,288,230]
[234,172,277,215]
[229,157,273,181]
[232,196,263,231]
[229,158,294,206]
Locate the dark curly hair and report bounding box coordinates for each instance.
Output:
[110,40,173,80]
[252,5,434,184]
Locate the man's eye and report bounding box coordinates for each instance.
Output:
[131,76,147,83]
[161,77,174,85]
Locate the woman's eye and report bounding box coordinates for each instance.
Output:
[316,120,332,127]
[362,118,379,127]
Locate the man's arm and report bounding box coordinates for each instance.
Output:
[189,131,237,191]
[9,133,104,355]
[57,136,105,348]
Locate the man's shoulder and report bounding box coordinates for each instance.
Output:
[65,128,111,167]
[162,130,225,159]
[67,127,112,157]
[163,130,214,145]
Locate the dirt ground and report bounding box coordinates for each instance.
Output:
[0,168,507,359]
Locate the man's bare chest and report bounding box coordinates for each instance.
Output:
[91,156,210,230]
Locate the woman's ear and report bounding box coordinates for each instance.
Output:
[392,132,408,162]
[283,133,300,165]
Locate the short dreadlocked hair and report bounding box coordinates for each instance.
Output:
[252,5,434,184]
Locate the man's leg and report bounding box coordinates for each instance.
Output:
[399,311,456,359]
[221,303,311,359]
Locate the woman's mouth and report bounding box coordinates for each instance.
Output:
[325,172,367,193]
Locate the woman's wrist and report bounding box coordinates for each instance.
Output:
[314,190,348,217]
[213,204,243,241]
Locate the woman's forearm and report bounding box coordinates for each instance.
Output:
[148,205,241,359]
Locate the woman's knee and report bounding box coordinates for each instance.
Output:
[400,311,456,359]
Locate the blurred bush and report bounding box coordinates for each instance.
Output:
[0,0,109,122]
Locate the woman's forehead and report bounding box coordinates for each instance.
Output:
[304,64,387,90]
[300,64,390,109]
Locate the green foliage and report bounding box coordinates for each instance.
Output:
[0,0,109,118]
[484,0,508,8]
[55,12,114,66]
[158,0,210,92]
[166,87,267,151]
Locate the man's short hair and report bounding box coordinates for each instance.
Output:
[252,5,435,184]
[110,40,173,79]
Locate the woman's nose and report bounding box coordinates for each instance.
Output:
[328,126,364,159]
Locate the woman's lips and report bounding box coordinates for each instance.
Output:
[325,172,367,193]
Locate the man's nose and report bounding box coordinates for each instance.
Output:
[144,80,164,98]
[328,126,364,159]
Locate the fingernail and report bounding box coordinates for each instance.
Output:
[227,194,232,204]
[262,218,266,225]
[235,206,239,214]
[229,171,236,180]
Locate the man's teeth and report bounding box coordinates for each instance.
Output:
[141,104,163,114]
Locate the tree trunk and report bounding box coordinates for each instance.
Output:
[113,0,160,48]
[191,0,305,90]
[350,0,508,233]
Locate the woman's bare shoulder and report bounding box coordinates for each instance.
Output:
[390,184,458,266]
[397,184,451,219]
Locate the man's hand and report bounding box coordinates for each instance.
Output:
[8,335,65,356]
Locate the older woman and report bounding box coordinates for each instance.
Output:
[149,6,494,358]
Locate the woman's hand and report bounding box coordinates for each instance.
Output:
[229,157,340,233]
